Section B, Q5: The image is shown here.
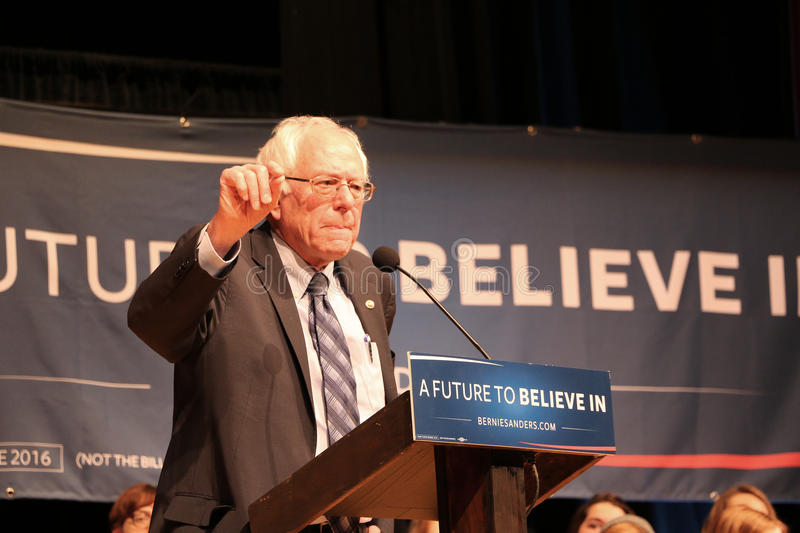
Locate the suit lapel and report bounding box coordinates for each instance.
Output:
[248,226,313,402]
[334,256,381,345]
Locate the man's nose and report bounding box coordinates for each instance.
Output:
[332,183,357,208]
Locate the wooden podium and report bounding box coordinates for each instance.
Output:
[249,391,607,532]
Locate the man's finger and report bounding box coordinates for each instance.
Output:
[223,168,249,201]
[252,166,271,205]
[242,168,261,210]
[264,160,285,178]
[243,163,268,174]
[269,175,285,208]
[265,160,288,200]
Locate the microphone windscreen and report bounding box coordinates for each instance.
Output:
[372,246,400,272]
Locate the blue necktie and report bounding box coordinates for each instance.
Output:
[307,272,361,533]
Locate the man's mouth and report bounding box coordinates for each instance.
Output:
[323,223,353,231]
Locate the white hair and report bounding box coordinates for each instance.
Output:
[256,116,369,177]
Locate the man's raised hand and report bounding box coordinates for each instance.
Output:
[207,162,285,257]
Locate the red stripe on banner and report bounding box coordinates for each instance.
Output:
[598,452,800,470]
[519,442,617,452]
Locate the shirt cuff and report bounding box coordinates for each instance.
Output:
[197,223,240,278]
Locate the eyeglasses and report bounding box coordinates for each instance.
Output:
[285,176,376,202]
[130,509,152,529]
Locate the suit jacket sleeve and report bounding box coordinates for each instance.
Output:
[127,224,229,363]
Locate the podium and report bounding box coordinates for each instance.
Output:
[249,391,608,532]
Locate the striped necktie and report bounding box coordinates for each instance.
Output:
[306,272,361,533]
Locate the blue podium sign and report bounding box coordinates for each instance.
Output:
[408,353,615,454]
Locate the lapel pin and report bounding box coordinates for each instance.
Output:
[365,299,375,309]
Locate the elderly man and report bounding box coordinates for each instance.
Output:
[128,116,397,533]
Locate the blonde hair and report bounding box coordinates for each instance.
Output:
[713,507,787,533]
[600,515,655,533]
[702,484,778,533]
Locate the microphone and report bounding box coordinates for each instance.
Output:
[372,246,492,360]
[371,246,401,273]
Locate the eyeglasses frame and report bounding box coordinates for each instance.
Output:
[284,176,376,202]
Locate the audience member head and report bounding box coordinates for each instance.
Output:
[109,483,156,533]
[712,506,787,533]
[567,493,635,533]
[702,484,777,533]
[600,514,656,533]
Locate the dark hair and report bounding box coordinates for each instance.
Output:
[108,483,156,532]
[566,493,635,533]
[701,484,777,533]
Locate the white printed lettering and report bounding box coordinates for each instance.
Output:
[590,248,634,311]
[398,240,451,303]
[698,251,741,315]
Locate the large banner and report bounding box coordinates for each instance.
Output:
[1,99,798,503]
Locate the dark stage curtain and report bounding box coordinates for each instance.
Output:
[2,2,797,137]
[0,47,281,118]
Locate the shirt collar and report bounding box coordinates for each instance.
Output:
[271,230,335,302]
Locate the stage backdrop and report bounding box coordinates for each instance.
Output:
[1,99,798,503]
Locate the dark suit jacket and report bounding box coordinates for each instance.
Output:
[128,223,397,533]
